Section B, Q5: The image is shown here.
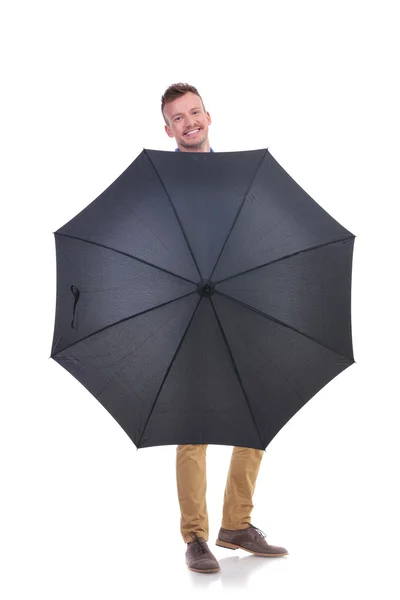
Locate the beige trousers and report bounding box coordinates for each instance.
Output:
[176,444,264,543]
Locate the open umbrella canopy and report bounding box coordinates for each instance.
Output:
[51,148,355,450]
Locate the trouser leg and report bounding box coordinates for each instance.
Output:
[221,446,264,530]
[176,444,209,543]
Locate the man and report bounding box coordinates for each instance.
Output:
[161,83,288,574]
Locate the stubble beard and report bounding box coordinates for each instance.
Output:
[180,130,207,150]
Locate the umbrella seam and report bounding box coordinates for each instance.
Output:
[144,149,203,282]
[214,290,354,363]
[54,232,198,286]
[209,148,269,282]
[213,236,355,285]
[210,297,265,449]
[50,291,198,358]
[94,309,184,401]
[136,295,203,449]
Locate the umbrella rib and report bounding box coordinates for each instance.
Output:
[136,295,203,449]
[209,297,265,449]
[55,232,198,286]
[214,290,354,362]
[213,236,355,285]
[209,149,269,282]
[50,291,197,358]
[144,149,203,282]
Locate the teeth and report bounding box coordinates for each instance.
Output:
[186,129,200,135]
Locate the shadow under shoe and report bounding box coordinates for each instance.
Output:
[186,532,221,573]
[216,522,288,557]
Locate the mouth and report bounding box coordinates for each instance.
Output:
[184,128,202,137]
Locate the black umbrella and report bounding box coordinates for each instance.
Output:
[51,148,355,450]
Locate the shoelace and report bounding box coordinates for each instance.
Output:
[189,532,207,553]
[243,522,267,538]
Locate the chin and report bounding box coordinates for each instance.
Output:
[184,136,207,147]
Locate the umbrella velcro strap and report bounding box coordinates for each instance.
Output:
[70,285,80,329]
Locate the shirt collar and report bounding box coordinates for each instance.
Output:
[175,147,214,152]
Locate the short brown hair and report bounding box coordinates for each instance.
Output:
[161,82,206,125]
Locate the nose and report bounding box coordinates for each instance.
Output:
[185,117,199,126]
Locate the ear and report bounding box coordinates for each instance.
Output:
[206,112,211,126]
[165,124,175,139]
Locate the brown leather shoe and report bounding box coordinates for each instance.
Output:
[186,533,221,573]
[216,522,288,557]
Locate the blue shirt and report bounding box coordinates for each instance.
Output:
[175,147,214,152]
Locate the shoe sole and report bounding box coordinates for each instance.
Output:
[187,565,221,573]
[215,539,288,557]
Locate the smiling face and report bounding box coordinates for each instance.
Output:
[163,91,212,152]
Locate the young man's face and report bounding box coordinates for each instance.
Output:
[164,91,212,152]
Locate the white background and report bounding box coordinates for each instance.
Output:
[1,1,399,598]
